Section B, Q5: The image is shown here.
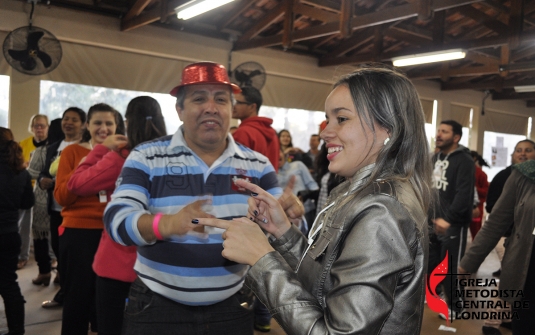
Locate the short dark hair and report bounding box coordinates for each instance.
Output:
[63,107,86,124]
[175,85,235,109]
[440,120,463,139]
[240,86,262,113]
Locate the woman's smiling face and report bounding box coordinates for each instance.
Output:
[87,111,116,144]
[321,85,388,179]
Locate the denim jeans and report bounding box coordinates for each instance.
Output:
[122,278,254,335]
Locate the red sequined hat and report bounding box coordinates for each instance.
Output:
[169,62,241,96]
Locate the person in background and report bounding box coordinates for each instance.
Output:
[232,86,279,172]
[38,107,86,309]
[460,157,535,335]
[306,134,320,174]
[103,62,292,335]
[428,120,475,320]
[17,114,49,269]
[477,139,535,335]
[0,127,35,335]
[470,150,489,240]
[278,129,313,169]
[231,85,280,332]
[67,96,166,335]
[27,119,64,287]
[278,149,319,233]
[198,65,432,334]
[229,126,238,135]
[54,103,122,335]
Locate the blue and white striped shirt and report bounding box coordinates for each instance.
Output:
[104,127,281,305]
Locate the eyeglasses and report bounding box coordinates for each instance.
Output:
[235,100,252,105]
[33,124,48,129]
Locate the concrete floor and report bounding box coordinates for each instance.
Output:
[1,239,513,335]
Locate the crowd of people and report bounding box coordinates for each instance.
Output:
[0,61,534,335]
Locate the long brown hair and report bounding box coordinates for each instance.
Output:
[333,64,433,212]
[0,127,25,173]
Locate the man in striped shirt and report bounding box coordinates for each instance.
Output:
[104,62,282,334]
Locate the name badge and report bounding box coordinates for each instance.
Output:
[99,190,107,203]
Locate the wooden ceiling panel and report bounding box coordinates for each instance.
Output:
[35,0,535,106]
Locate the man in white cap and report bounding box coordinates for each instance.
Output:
[104,62,301,334]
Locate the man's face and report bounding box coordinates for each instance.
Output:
[309,135,320,150]
[176,84,232,153]
[435,124,458,151]
[232,93,255,120]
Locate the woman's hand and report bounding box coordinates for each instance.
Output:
[234,179,292,239]
[278,176,305,219]
[102,135,128,151]
[197,217,275,266]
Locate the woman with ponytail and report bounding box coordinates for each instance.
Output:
[67,96,166,335]
[0,127,34,335]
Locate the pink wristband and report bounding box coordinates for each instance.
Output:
[152,213,164,240]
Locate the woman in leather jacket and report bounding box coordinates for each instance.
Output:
[198,65,433,334]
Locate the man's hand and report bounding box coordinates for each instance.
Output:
[433,218,451,235]
[159,199,215,237]
[278,176,305,219]
[39,177,53,190]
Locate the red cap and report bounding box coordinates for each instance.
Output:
[170,62,241,96]
[319,120,327,131]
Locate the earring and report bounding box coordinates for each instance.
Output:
[384,138,390,146]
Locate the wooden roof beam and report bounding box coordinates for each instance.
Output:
[237,1,285,43]
[319,29,535,67]
[493,91,535,100]
[322,28,374,58]
[294,3,339,22]
[340,0,353,39]
[283,0,294,49]
[442,78,535,91]
[418,0,433,22]
[121,0,185,31]
[512,45,535,62]
[300,0,341,12]
[123,0,152,21]
[218,0,256,29]
[458,4,509,35]
[235,0,482,51]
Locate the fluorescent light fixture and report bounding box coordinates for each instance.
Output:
[514,85,535,93]
[176,0,235,20]
[392,49,466,67]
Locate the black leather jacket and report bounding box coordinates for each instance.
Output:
[246,165,428,334]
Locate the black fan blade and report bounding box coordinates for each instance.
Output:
[8,49,30,62]
[27,31,44,50]
[21,57,37,71]
[37,50,52,68]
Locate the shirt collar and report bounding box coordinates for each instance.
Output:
[168,125,247,159]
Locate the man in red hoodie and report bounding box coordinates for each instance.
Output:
[232,86,279,172]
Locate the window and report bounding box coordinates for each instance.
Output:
[482,131,526,182]
[40,81,182,135]
[259,106,325,152]
[0,75,9,127]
